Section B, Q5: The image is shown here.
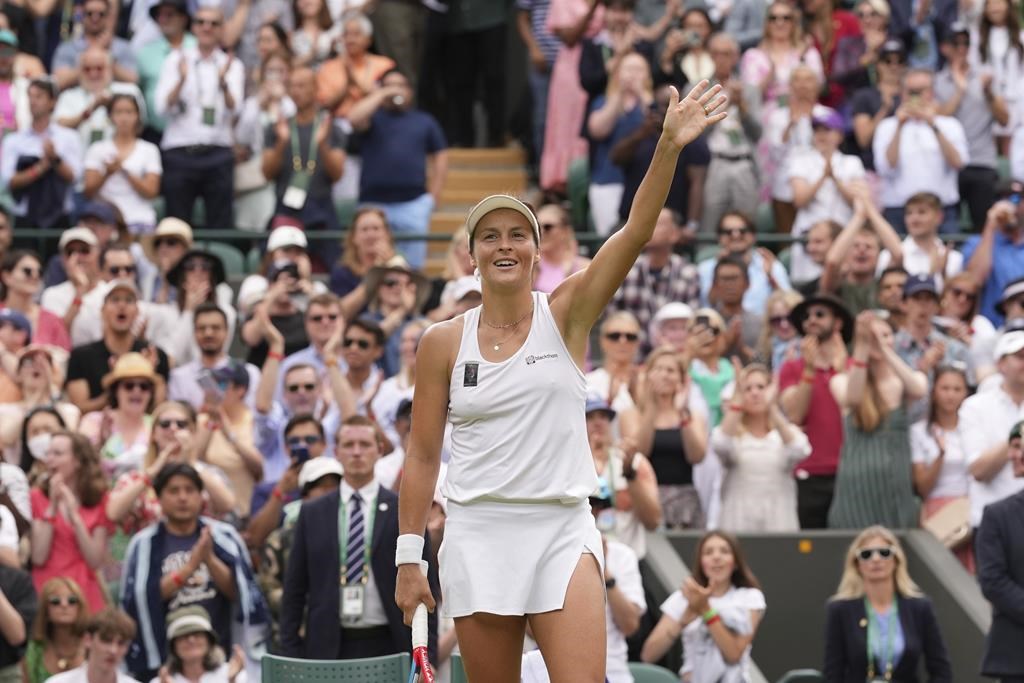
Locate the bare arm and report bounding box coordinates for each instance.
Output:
[884,119,904,168]
[221,0,251,48]
[913,458,944,498]
[624,455,662,530]
[347,86,394,132]
[606,580,642,636]
[253,306,285,415]
[199,468,237,515]
[820,206,866,293]
[708,610,763,664]
[863,199,903,264]
[587,91,625,140]
[966,204,1009,286]
[878,343,928,400]
[0,586,26,646]
[969,442,1009,482]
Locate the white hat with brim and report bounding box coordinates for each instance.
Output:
[298,457,344,489]
[58,227,99,251]
[267,226,308,252]
[142,218,193,263]
[450,275,482,303]
[166,607,216,642]
[465,195,540,243]
[995,330,1024,360]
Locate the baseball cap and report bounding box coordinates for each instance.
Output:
[58,226,99,251]
[584,395,616,420]
[0,308,32,339]
[651,302,694,327]
[212,360,249,388]
[465,195,540,243]
[903,274,939,299]
[298,457,344,490]
[996,277,1024,315]
[449,275,482,303]
[267,225,308,252]
[879,39,906,58]
[0,29,18,49]
[103,279,139,301]
[811,106,844,131]
[79,200,118,225]
[995,329,1024,359]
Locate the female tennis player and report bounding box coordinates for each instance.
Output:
[396,81,728,683]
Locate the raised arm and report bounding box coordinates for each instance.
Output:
[820,202,867,293]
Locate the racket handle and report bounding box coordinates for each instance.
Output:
[413,560,429,649]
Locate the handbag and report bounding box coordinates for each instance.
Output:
[922,497,971,549]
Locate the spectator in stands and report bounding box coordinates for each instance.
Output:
[534,204,589,293]
[936,273,998,383]
[788,107,866,285]
[876,266,909,331]
[587,51,651,237]
[219,3,292,93]
[873,68,969,234]
[688,309,735,428]
[911,365,972,568]
[30,431,112,614]
[698,211,790,316]
[586,396,660,559]
[962,182,1024,326]
[316,13,393,120]
[642,531,765,681]
[136,0,194,140]
[371,319,429,450]
[277,292,346,390]
[0,347,80,466]
[156,606,244,683]
[78,352,157,480]
[234,51,294,233]
[0,77,82,230]
[22,577,87,682]
[763,66,821,235]
[46,608,139,683]
[106,401,236,538]
[140,218,191,304]
[756,288,802,370]
[154,6,243,231]
[328,207,395,310]
[610,208,700,352]
[290,0,337,68]
[586,311,643,418]
[935,22,1006,231]
[348,69,448,270]
[70,245,162,347]
[793,220,842,295]
[15,407,67,487]
[702,32,762,235]
[714,363,809,532]
[82,93,162,236]
[850,39,905,175]
[262,66,345,236]
[828,311,928,528]
[240,260,311,368]
[578,0,654,114]
[877,192,963,291]
[55,49,146,157]
[611,83,709,229]
[0,30,29,134]
[820,194,904,316]
[64,281,171,414]
[976,419,1024,682]
[663,8,715,87]
[237,223,327,317]
[648,302,696,353]
[163,249,235,366]
[281,415,439,659]
[0,310,31,401]
[1,251,71,350]
[802,0,860,106]
[960,327,1024,532]
[0,560,35,681]
[587,479,646,683]
[516,0,560,166]
[830,0,890,97]
[120,463,267,682]
[51,0,138,90]
[635,346,708,529]
[824,526,952,682]
[362,256,429,377]
[975,0,1023,152]
[337,318,386,415]
[709,256,760,363]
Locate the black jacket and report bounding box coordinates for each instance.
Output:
[977,490,1024,677]
[279,485,440,660]
[823,596,952,682]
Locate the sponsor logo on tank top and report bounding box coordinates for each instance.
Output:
[525,353,558,365]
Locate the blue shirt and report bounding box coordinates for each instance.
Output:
[698,250,792,315]
[869,604,906,675]
[960,232,1024,326]
[357,108,447,204]
[588,96,644,185]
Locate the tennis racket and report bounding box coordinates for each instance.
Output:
[408,561,434,683]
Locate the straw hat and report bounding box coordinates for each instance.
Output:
[101,352,158,389]
[364,255,431,313]
[142,218,193,263]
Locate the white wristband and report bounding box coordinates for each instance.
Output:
[395,534,425,566]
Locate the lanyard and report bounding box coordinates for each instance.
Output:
[290,116,320,175]
[338,489,376,586]
[865,597,899,681]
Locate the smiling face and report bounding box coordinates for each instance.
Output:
[304,301,342,347]
[115,376,154,415]
[471,208,539,290]
[769,300,797,340]
[717,214,754,255]
[801,303,839,341]
[849,229,880,276]
[932,370,967,414]
[342,325,383,371]
[46,434,79,481]
[699,534,737,588]
[940,279,977,320]
[172,632,211,664]
[599,316,641,365]
[904,200,942,238]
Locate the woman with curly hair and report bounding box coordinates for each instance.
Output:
[29,431,113,614]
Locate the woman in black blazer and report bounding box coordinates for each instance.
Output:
[824,525,952,682]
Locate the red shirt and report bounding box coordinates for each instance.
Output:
[779,358,844,476]
[814,10,861,107]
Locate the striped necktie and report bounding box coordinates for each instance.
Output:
[345,491,365,585]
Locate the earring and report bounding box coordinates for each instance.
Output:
[474,267,480,280]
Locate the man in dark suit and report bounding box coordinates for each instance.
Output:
[280,415,439,660]
[977,421,1024,683]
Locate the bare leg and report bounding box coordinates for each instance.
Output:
[528,555,607,683]
[453,613,528,683]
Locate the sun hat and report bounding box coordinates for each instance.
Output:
[101,352,157,389]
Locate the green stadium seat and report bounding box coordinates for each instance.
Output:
[778,246,791,272]
[335,197,357,229]
[696,244,720,263]
[776,669,825,683]
[246,247,263,274]
[568,157,591,231]
[628,662,680,683]
[196,241,245,278]
[450,653,468,683]
[755,202,775,233]
[261,653,410,682]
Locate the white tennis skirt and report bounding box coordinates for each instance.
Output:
[439,499,604,619]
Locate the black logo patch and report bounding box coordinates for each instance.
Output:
[525,353,558,365]
[463,362,479,387]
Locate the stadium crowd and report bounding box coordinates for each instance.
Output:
[0,0,1024,680]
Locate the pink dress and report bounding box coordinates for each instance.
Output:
[534,255,588,293]
[540,0,604,191]
[30,488,114,614]
[34,309,71,351]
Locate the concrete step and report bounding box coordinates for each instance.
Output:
[444,169,527,194]
[446,147,527,169]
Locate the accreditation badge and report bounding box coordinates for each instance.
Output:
[340,584,365,625]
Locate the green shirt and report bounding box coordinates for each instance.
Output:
[138,34,197,132]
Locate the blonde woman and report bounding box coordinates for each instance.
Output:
[21,577,89,683]
[827,312,927,529]
[756,289,803,370]
[713,363,809,532]
[328,207,396,309]
[824,526,952,682]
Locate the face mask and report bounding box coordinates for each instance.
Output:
[27,433,51,462]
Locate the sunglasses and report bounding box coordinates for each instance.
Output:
[20,266,41,279]
[719,227,751,238]
[769,315,790,326]
[193,17,222,26]
[286,435,322,447]
[857,546,894,561]
[309,314,339,323]
[48,595,81,606]
[907,87,925,97]
[65,245,93,257]
[768,13,793,22]
[381,278,403,288]
[343,338,372,350]
[286,382,317,393]
[154,237,184,249]
[856,9,879,17]
[121,380,153,392]
[948,287,976,300]
[157,418,188,429]
[107,265,136,276]
[605,331,639,342]
[183,259,212,272]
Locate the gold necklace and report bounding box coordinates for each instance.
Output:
[485,307,533,352]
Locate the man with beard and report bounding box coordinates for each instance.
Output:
[779,294,853,528]
[168,302,260,410]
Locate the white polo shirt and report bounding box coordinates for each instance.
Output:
[154,46,244,150]
[873,116,969,208]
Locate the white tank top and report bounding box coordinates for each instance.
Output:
[444,291,599,504]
